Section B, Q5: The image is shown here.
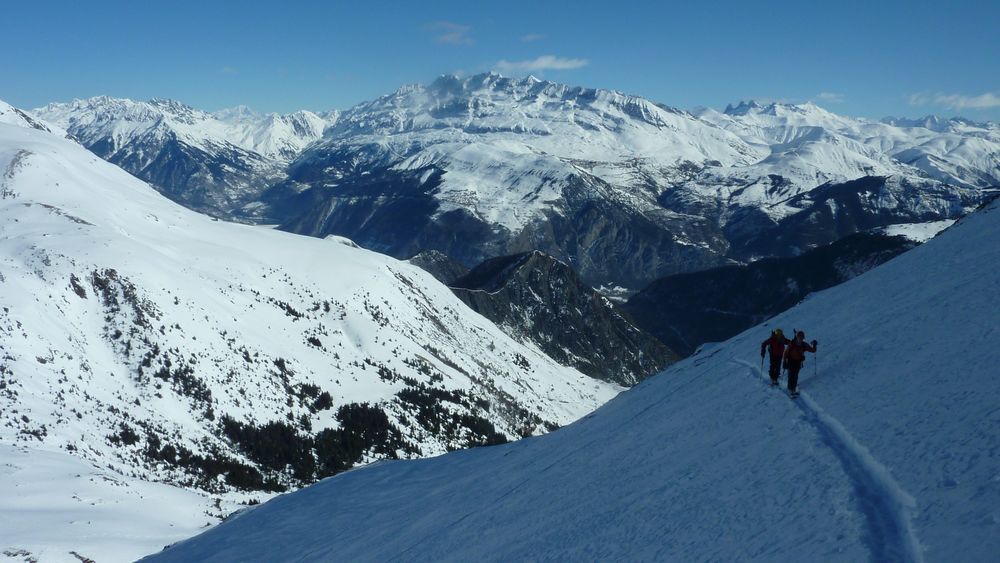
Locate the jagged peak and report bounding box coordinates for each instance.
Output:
[723,100,764,115]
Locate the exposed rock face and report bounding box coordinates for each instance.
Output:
[449,251,678,386]
[622,233,919,356]
[406,250,469,284]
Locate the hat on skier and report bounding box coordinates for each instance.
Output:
[774,329,783,337]
[796,331,805,339]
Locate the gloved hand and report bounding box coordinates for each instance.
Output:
[811,339,818,347]
[760,350,765,358]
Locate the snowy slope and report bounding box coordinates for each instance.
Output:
[0,100,64,136]
[0,105,620,560]
[0,444,238,563]
[144,198,1000,561]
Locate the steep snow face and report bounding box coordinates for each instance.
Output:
[144,198,1000,562]
[32,97,338,217]
[0,110,622,557]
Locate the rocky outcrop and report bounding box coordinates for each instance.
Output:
[449,251,678,386]
[406,250,469,284]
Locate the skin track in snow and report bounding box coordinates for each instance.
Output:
[736,358,923,563]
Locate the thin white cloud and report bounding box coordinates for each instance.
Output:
[495,55,589,72]
[425,21,474,46]
[814,91,845,104]
[909,91,1000,110]
[520,33,546,43]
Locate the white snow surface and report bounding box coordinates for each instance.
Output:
[0,107,620,560]
[145,198,1000,562]
[0,444,242,563]
[877,219,958,242]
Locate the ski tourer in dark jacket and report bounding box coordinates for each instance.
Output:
[760,329,790,385]
[783,331,817,395]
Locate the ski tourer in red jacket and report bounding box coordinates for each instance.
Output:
[783,331,818,395]
[760,329,790,384]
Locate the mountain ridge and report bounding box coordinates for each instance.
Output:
[31,74,1000,291]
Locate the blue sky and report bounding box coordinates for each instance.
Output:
[2,0,998,120]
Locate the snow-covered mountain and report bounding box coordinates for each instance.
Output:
[266,74,996,289]
[0,102,621,560]
[33,75,1000,291]
[697,100,1000,192]
[142,195,1000,562]
[33,97,338,218]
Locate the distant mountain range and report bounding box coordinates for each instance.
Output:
[34,97,338,217]
[34,73,1000,291]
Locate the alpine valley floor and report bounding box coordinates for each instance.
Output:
[144,201,1000,561]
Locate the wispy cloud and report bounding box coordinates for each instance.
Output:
[520,33,545,43]
[425,21,474,46]
[220,66,239,75]
[814,91,845,104]
[495,55,589,73]
[909,91,1000,110]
